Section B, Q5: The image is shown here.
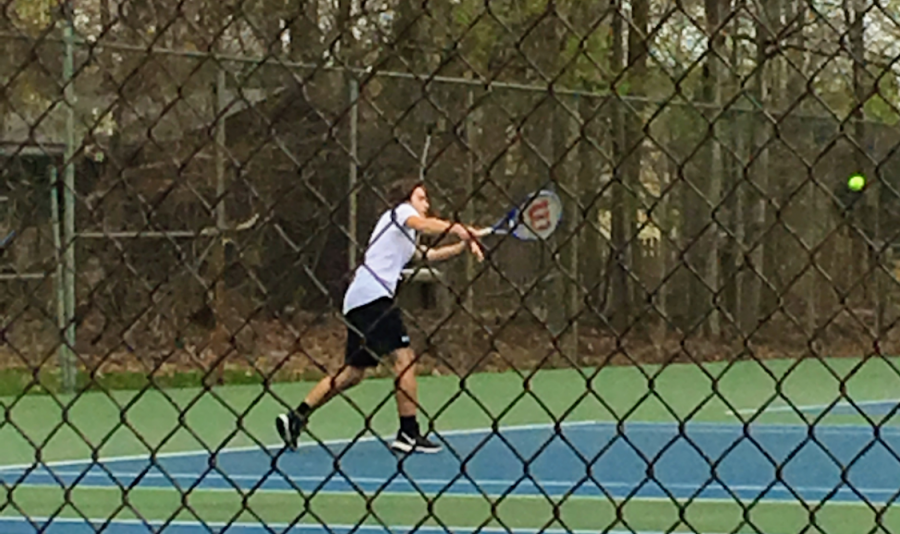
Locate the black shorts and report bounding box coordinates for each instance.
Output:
[344,297,410,368]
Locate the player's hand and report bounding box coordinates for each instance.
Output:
[463,225,489,240]
[452,224,483,241]
[468,239,484,262]
[451,224,473,241]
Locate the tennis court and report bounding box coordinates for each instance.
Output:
[4,358,900,534]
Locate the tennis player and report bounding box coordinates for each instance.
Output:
[276,178,484,454]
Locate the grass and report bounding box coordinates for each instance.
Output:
[3,484,898,534]
[0,366,329,398]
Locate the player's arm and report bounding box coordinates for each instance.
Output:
[416,240,484,263]
[423,241,465,262]
[406,215,477,241]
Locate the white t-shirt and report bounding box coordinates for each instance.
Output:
[342,202,419,314]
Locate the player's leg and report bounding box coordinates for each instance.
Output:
[305,365,365,407]
[276,365,364,450]
[394,346,419,432]
[385,318,441,454]
[275,304,378,451]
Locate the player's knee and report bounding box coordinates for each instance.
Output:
[394,348,416,373]
[345,366,365,386]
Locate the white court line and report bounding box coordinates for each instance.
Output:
[0,516,724,534]
[5,419,900,474]
[10,469,899,498]
[728,400,900,416]
[0,421,597,472]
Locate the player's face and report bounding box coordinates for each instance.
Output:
[409,186,429,216]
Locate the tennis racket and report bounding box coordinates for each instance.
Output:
[480,189,563,241]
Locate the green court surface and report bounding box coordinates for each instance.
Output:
[3,356,900,534]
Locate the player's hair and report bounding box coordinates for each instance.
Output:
[386,177,425,206]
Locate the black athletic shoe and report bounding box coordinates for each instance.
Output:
[275,411,306,451]
[391,431,442,454]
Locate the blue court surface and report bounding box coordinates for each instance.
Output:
[3,420,900,532]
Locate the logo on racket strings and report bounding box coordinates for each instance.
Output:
[526,198,552,231]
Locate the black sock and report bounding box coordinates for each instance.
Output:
[400,416,419,436]
[296,402,312,417]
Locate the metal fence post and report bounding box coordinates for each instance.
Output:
[61,2,77,393]
[348,76,359,271]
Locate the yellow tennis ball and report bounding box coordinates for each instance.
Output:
[848,174,866,191]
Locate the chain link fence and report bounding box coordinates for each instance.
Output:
[3,0,900,533]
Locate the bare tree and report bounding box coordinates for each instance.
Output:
[624,0,650,332]
[609,0,632,333]
[699,0,729,337]
[740,0,777,336]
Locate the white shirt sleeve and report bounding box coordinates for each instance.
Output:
[392,203,419,228]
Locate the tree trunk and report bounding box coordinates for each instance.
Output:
[337,0,353,58]
[847,0,876,330]
[790,0,820,337]
[624,0,650,333]
[740,0,775,336]
[464,81,479,353]
[581,97,607,317]
[205,70,229,388]
[609,0,631,333]
[0,6,9,145]
[288,0,321,62]
[723,14,743,328]
[100,0,111,28]
[701,0,727,337]
[99,0,126,234]
[759,0,786,319]
[578,95,598,342]
[548,93,579,358]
